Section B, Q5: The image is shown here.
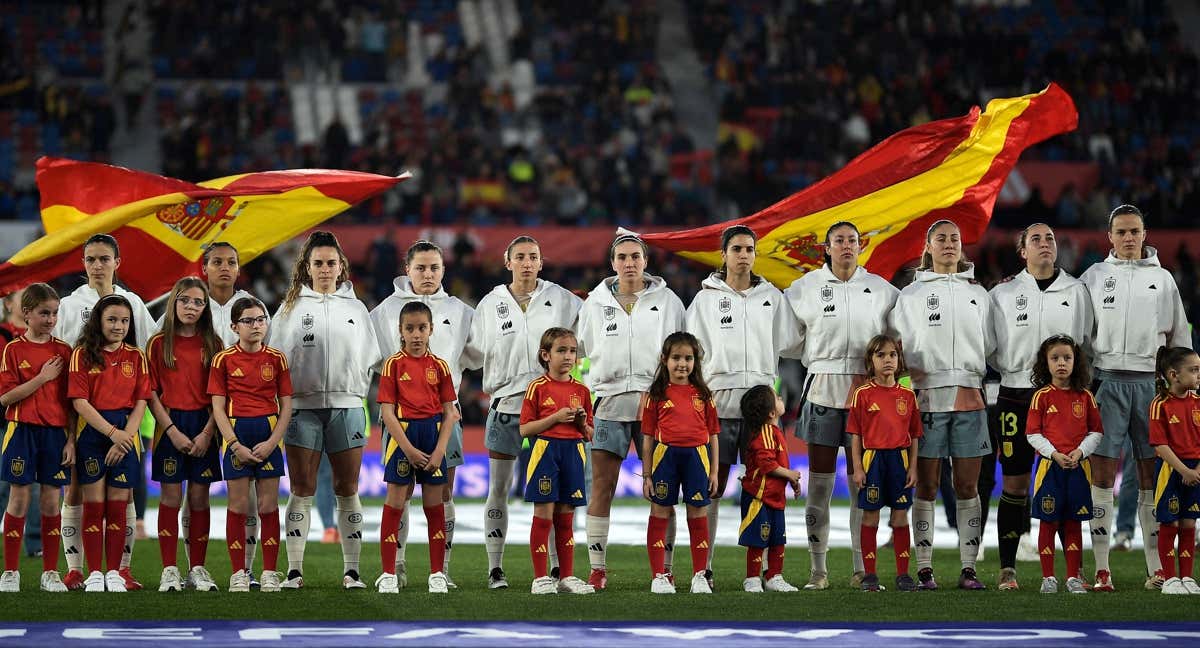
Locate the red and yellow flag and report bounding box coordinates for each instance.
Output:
[639,84,1078,287]
[0,157,408,297]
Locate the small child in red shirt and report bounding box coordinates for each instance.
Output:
[1148,346,1200,595]
[738,384,800,593]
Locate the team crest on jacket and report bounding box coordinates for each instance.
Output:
[1192,409,1200,427]
[120,361,134,378]
[820,285,834,302]
[718,296,732,313]
[1015,295,1027,311]
[301,314,314,330]
[260,364,275,382]
[693,395,705,412]
[896,399,908,416]
[426,367,438,385]
[1072,401,1084,419]
[1103,277,1116,292]
[496,302,509,319]
[9,458,23,477]
[81,308,91,322]
[603,306,617,321]
[926,294,939,310]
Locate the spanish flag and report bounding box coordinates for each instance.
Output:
[0,157,408,297]
[639,84,1078,288]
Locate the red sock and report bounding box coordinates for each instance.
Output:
[1039,520,1058,578]
[3,513,23,571]
[766,544,785,579]
[1159,524,1179,579]
[226,511,247,573]
[553,511,575,578]
[188,508,210,570]
[42,515,61,572]
[1180,527,1195,579]
[746,546,765,579]
[647,515,668,576]
[687,515,709,575]
[530,516,552,578]
[379,504,401,575]
[893,525,911,574]
[1062,520,1083,578]
[424,504,446,575]
[861,523,878,575]
[157,504,179,568]
[260,509,279,573]
[82,501,104,573]
[104,499,126,572]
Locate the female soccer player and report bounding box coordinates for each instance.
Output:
[848,335,921,592]
[520,327,594,595]
[370,240,475,588]
[376,301,460,594]
[67,294,151,592]
[783,221,899,589]
[988,223,1093,589]
[1148,346,1200,595]
[579,233,685,590]
[1025,335,1102,594]
[738,384,800,593]
[1081,205,1191,591]
[889,219,994,591]
[55,234,156,590]
[146,277,223,592]
[686,225,790,587]
[641,332,719,594]
[0,284,72,592]
[272,231,380,590]
[467,236,582,589]
[209,297,292,592]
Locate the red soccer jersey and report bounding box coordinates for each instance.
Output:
[68,344,152,411]
[1026,385,1103,453]
[741,423,789,509]
[846,382,922,449]
[377,351,456,419]
[147,333,210,411]
[207,345,292,418]
[1149,392,1200,460]
[0,336,72,426]
[520,374,593,440]
[641,384,719,447]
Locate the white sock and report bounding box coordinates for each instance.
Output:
[913,498,936,570]
[706,500,719,571]
[663,509,677,574]
[957,496,982,569]
[1090,485,1113,572]
[442,499,456,575]
[1138,489,1161,575]
[806,472,835,574]
[284,494,312,574]
[120,500,135,569]
[180,506,191,568]
[336,494,363,575]
[586,515,609,570]
[548,526,559,572]
[62,504,83,572]
[245,486,259,571]
[395,505,409,570]
[484,458,515,571]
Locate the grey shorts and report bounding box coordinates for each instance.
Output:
[1093,372,1155,460]
[717,418,742,466]
[591,419,643,460]
[484,408,522,458]
[795,401,850,449]
[445,418,464,468]
[284,407,367,454]
[918,410,991,459]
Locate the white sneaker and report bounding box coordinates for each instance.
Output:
[189,565,218,592]
[1016,533,1040,562]
[556,575,595,594]
[1162,577,1189,594]
[158,566,182,592]
[280,571,304,589]
[743,577,764,593]
[395,561,407,589]
[1040,576,1059,594]
[229,569,251,593]
[1182,576,1200,595]
[259,570,281,592]
[531,575,556,595]
[39,571,67,593]
[0,570,18,592]
[1065,576,1088,594]
[104,569,127,593]
[375,573,399,594]
[650,573,676,594]
[428,571,449,594]
[763,574,799,592]
[84,571,105,592]
[690,570,712,594]
[342,571,366,589]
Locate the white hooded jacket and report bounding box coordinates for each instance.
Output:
[989,269,1093,388]
[686,273,789,393]
[54,284,157,348]
[270,282,381,409]
[889,265,995,390]
[782,265,899,374]
[369,277,477,392]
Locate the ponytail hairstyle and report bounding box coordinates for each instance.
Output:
[823,220,861,268]
[19,283,59,314]
[82,233,121,283]
[77,294,135,368]
[537,326,577,370]
[406,239,444,265]
[1155,345,1200,398]
[647,331,712,402]
[717,225,757,279]
[863,334,907,379]
[280,231,350,316]
[917,219,972,272]
[160,277,222,369]
[1030,334,1091,391]
[608,233,649,262]
[504,235,539,261]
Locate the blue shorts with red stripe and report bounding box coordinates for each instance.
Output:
[857,447,914,511]
[648,443,712,507]
[383,415,448,486]
[1154,457,1200,524]
[153,408,221,484]
[222,415,285,480]
[524,436,587,506]
[76,409,142,489]
[2,421,71,486]
[1031,455,1094,522]
[738,490,786,548]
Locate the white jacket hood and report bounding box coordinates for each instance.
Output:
[781,265,899,375]
[686,273,789,392]
[54,284,157,348]
[989,269,1093,388]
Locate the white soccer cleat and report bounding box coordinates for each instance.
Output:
[743,577,764,593]
[158,566,182,592]
[557,575,595,594]
[39,571,67,593]
[84,571,105,592]
[428,571,449,594]
[375,573,399,594]
[280,570,304,590]
[0,570,19,592]
[1162,577,1189,595]
[650,573,676,594]
[189,565,219,591]
[1182,576,1200,595]
[228,569,251,593]
[530,575,557,595]
[488,567,508,589]
[343,571,366,590]
[104,569,127,593]
[259,570,281,593]
[690,570,712,594]
[803,571,829,590]
[764,574,798,592]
